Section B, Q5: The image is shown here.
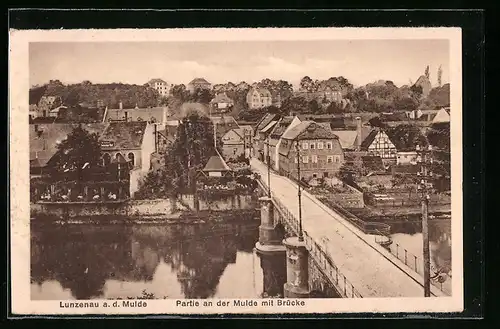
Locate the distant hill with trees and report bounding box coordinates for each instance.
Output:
[30,80,162,109]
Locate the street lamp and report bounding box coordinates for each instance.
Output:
[416,143,433,297]
[295,140,304,242]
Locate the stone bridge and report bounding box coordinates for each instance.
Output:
[252,158,447,298]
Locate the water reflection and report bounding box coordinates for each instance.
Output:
[31,219,266,300]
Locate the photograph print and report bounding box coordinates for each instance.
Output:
[10,27,463,315]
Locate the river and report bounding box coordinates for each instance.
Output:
[30,217,286,300]
[389,215,452,294]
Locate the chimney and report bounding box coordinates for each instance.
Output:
[356,117,362,151]
[119,101,123,110]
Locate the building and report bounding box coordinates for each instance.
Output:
[202,153,232,177]
[99,121,156,196]
[317,85,343,103]
[267,116,302,171]
[238,125,254,157]
[432,106,451,124]
[210,93,234,113]
[360,129,398,165]
[221,128,246,160]
[209,115,240,138]
[147,79,171,97]
[34,96,62,118]
[29,123,107,177]
[48,105,67,118]
[278,121,344,183]
[187,78,212,93]
[413,75,432,98]
[253,113,281,161]
[246,88,273,109]
[103,105,168,129]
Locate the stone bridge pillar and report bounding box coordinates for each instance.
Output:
[283,236,310,298]
[255,196,287,297]
[256,196,286,249]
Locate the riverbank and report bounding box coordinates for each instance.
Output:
[31,193,259,221]
[31,208,259,225]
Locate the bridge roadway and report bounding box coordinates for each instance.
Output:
[251,158,445,298]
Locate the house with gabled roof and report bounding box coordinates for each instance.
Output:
[278,121,344,182]
[252,113,281,161]
[210,93,234,113]
[432,106,451,124]
[147,78,171,97]
[246,87,273,109]
[221,128,247,161]
[202,153,232,177]
[267,116,302,170]
[188,78,212,93]
[99,121,156,195]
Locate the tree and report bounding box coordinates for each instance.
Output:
[50,125,102,180]
[163,111,222,195]
[437,65,443,87]
[425,65,430,79]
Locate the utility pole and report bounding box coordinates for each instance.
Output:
[266,136,271,197]
[416,143,433,297]
[295,140,304,242]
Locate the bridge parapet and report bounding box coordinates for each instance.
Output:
[269,189,363,298]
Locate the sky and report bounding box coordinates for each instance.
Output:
[29,40,450,89]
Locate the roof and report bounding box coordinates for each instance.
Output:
[261,120,278,134]
[332,130,358,149]
[148,78,168,84]
[210,115,238,126]
[203,154,231,172]
[269,117,294,139]
[210,93,234,104]
[99,121,148,150]
[238,125,254,133]
[29,123,106,166]
[223,128,245,140]
[255,113,280,136]
[104,107,167,123]
[189,78,211,85]
[282,121,339,141]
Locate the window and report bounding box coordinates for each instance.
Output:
[310,143,315,150]
[311,155,318,163]
[327,155,334,163]
[302,142,309,150]
[233,148,238,155]
[103,153,111,167]
[323,172,329,178]
[317,142,324,149]
[326,142,332,149]
[302,156,309,163]
[335,156,340,163]
[128,152,135,168]
[294,156,298,163]
[313,173,317,178]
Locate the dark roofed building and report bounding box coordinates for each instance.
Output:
[202,153,232,177]
[188,78,212,93]
[278,121,344,182]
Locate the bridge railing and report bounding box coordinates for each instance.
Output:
[383,238,451,296]
[270,190,363,298]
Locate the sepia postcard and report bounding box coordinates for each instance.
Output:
[9,27,463,316]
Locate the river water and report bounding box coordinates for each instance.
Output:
[30,218,282,300]
[389,216,452,293]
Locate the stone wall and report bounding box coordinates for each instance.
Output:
[31,193,258,219]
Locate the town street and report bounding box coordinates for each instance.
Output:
[251,158,443,297]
